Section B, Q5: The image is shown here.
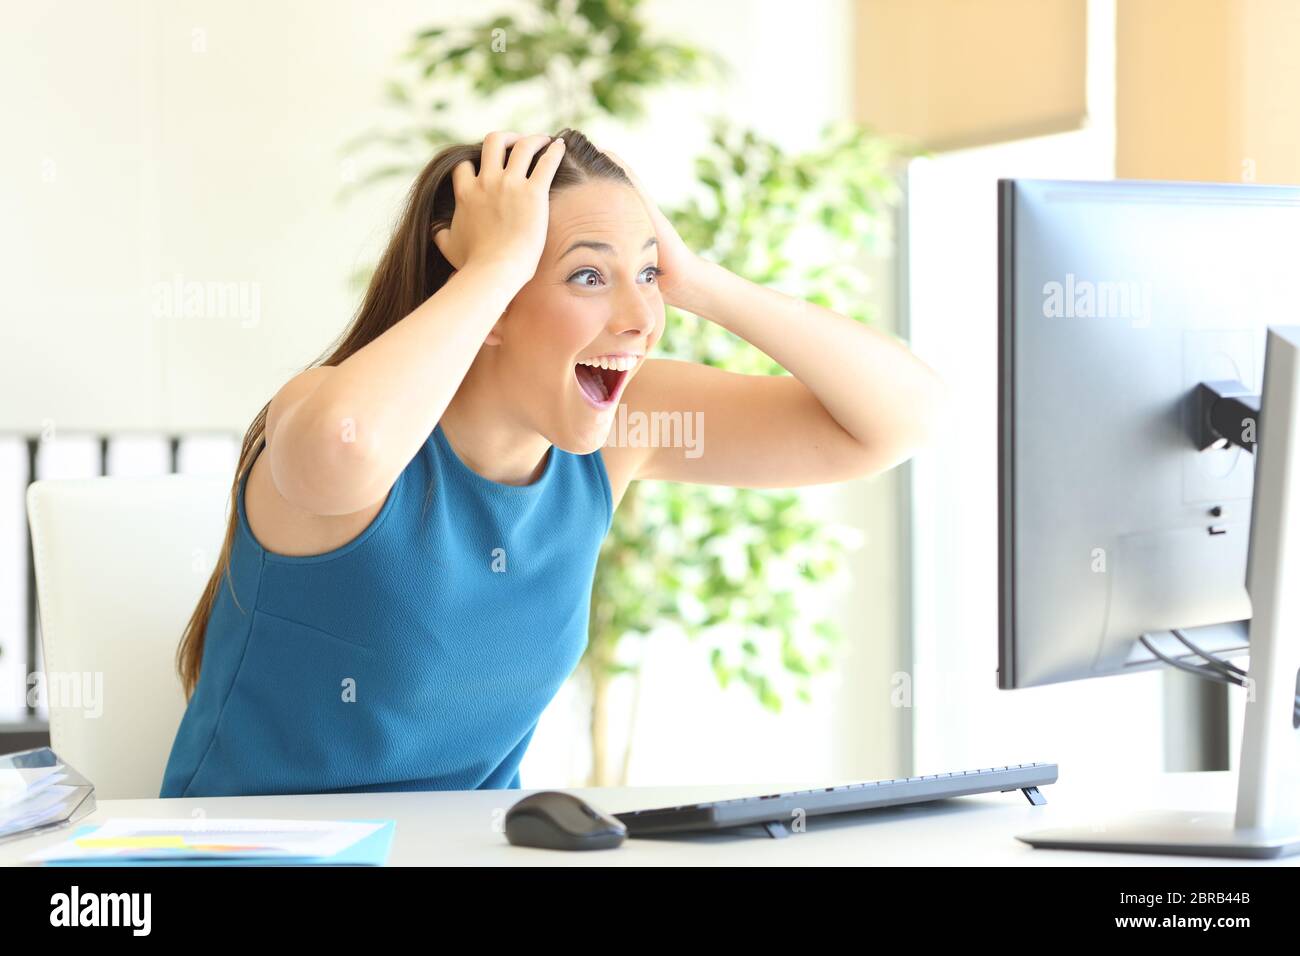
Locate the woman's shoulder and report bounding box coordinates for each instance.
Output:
[242,448,393,560]
[243,363,402,560]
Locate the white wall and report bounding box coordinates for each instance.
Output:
[0,0,464,434]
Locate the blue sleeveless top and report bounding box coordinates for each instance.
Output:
[159,423,613,797]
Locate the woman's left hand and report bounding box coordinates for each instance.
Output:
[602,149,709,311]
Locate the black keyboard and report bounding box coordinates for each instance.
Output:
[613,762,1058,838]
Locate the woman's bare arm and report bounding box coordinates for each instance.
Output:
[265,132,565,516]
[602,150,946,495]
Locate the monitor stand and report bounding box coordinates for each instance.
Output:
[1017,325,1300,859]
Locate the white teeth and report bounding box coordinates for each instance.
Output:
[577,355,640,371]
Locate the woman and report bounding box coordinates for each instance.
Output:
[160,128,944,798]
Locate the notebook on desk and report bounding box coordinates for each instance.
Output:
[26,818,396,866]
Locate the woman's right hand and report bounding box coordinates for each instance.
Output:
[433,131,565,285]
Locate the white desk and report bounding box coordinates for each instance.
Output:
[3,770,1295,865]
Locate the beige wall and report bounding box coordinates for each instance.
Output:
[854,0,1088,151]
[1117,0,1300,184]
[853,0,1300,183]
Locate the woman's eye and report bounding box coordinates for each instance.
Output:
[639,265,662,284]
[568,268,603,287]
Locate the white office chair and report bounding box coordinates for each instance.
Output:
[26,474,232,799]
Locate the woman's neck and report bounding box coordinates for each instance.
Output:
[439,360,552,486]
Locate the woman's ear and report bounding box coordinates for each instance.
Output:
[483,312,507,347]
[432,225,463,270]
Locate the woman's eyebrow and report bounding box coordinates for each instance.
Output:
[560,237,658,258]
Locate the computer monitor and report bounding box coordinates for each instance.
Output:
[998,178,1300,857]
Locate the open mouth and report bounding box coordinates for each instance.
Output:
[574,355,639,409]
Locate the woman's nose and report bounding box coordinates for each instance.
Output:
[610,286,659,338]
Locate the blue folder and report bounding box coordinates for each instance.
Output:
[39,819,396,866]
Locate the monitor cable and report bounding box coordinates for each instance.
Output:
[1139,630,1300,722]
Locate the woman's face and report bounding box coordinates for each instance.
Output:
[490,178,664,454]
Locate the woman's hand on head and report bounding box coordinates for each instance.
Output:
[601,148,707,311]
[433,131,566,287]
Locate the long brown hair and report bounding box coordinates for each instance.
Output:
[175,128,631,701]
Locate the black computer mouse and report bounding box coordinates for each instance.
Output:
[504,790,627,850]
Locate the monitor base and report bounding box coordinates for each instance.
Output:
[1017,810,1300,859]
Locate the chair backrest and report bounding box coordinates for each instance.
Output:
[26,474,231,799]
